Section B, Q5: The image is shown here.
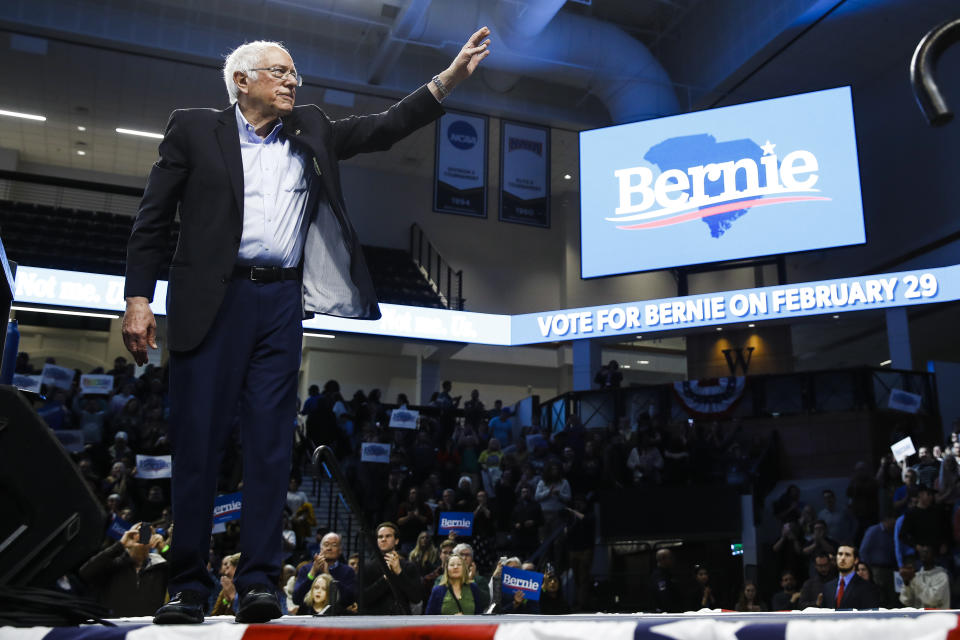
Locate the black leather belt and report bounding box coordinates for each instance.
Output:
[232,265,300,283]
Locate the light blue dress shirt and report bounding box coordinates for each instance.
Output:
[235,106,310,268]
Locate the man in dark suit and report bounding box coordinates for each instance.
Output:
[122,29,491,624]
[291,532,356,612]
[821,543,880,609]
[361,522,422,615]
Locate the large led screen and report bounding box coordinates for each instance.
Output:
[579,87,865,278]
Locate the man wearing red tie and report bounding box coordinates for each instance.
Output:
[821,544,880,609]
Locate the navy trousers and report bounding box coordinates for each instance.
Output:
[166,278,302,596]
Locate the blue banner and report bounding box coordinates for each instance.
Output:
[437,511,474,536]
[361,442,391,463]
[500,120,550,228]
[107,514,132,541]
[213,492,242,525]
[579,86,864,277]
[501,566,543,601]
[434,111,487,217]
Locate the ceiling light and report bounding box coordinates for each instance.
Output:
[12,305,119,319]
[0,109,46,122]
[563,174,572,180]
[748,323,755,328]
[621,365,630,369]
[76,125,86,132]
[880,359,891,366]
[833,315,840,319]
[638,360,649,365]
[76,150,86,156]
[716,327,723,331]
[635,335,642,340]
[116,127,163,140]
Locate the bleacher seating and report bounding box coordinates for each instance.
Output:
[0,199,445,309]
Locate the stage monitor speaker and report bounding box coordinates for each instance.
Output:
[0,384,106,587]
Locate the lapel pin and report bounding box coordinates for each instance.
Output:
[295,129,301,135]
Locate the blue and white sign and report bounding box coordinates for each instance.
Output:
[889,389,922,414]
[579,87,865,277]
[106,513,132,541]
[13,373,42,394]
[41,363,75,390]
[437,511,474,536]
[389,407,419,430]
[500,120,550,228]
[361,442,391,464]
[135,454,172,479]
[435,111,487,217]
[213,492,242,526]
[501,566,543,601]
[80,374,114,395]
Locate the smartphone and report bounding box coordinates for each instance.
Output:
[138,523,151,544]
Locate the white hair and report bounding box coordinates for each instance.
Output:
[223,40,291,104]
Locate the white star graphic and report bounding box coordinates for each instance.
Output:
[761,140,776,156]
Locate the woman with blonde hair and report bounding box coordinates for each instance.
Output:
[210,553,241,615]
[425,553,482,615]
[301,573,335,615]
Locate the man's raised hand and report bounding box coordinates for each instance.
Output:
[430,26,491,101]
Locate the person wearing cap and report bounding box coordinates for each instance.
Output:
[360,522,422,615]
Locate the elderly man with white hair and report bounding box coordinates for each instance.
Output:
[128,30,491,624]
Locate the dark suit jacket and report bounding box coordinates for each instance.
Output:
[125,85,444,352]
[821,573,880,609]
[361,555,422,615]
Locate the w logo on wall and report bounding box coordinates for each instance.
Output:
[722,346,755,375]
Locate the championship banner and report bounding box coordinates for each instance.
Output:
[213,492,242,526]
[501,566,543,601]
[389,407,419,430]
[437,511,474,536]
[41,363,75,390]
[434,111,487,217]
[135,454,172,479]
[672,377,746,417]
[80,374,114,395]
[500,120,549,228]
[361,442,391,463]
[106,513,132,541]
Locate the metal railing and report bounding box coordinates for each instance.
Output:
[410,222,464,310]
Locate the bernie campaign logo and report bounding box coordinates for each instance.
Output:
[448,120,478,150]
[503,573,541,593]
[139,457,170,473]
[213,500,242,517]
[440,517,472,530]
[609,134,829,238]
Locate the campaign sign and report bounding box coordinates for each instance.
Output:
[437,511,474,536]
[501,566,543,601]
[500,120,550,228]
[889,389,922,414]
[107,514,132,541]
[135,454,172,479]
[579,86,865,277]
[41,363,75,390]
[12,374,42,394]
[434,111,487,217]
[80,374,114,395]
[890,436,916,463]
[361,442,391,464]
[213,492,242,526]
[389,408,419,430]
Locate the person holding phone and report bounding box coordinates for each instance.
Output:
[79,522,169,617]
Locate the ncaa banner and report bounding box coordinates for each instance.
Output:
[434,111,488,217]
[579,86,865,277]
[213,492,242,526]
[501,566,543,601]
[135,454,172,479]
[437,511,474,536]
[500,120,550,228]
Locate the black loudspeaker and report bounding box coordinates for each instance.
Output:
[0,384,106,586]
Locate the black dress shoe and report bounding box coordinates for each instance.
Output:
[154,590,206,624]
[236,585,282,623]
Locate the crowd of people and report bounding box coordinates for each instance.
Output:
[20,349,957,617]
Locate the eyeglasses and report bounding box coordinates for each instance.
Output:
[249,66,303,87]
